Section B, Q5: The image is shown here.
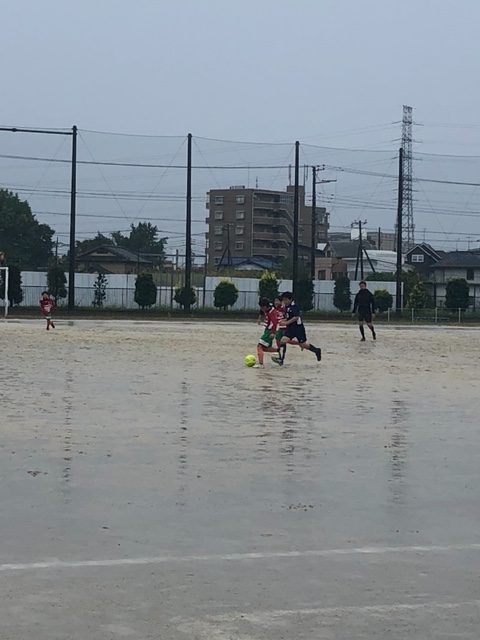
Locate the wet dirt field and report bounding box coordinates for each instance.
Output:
[1,320,479,639]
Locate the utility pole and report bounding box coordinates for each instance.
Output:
[68,125,77,311]
[292,141,300,296]
[184,133,192,311]
[311,166,336,281]
[353,220,375,280]
[311,166,317,281]
[396,148,404,313]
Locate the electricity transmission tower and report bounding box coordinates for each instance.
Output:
[401,105,415,251]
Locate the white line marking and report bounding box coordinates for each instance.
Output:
[176,600,480,637]
[1,543,480,573]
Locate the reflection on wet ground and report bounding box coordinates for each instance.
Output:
[1,321,480,639]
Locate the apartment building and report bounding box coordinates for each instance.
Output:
[206,185,329,269]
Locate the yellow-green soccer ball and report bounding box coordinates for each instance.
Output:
[244,354,256,367]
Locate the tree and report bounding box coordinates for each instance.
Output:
[295,277,314,313]
[0,265,23,306]
[258,271,279,302]
[214,280,239,310]
[406,280,433,309]
[92,273,108,307]
[333,275,351,312]
[174,286,196,309]
[0,189,54,269]
[47,266,67,301]
[445,278,470,311]
[374,289,393,313]
[74,233,114,257]
[113,223,167,266]
[366,272,396,282]
[134,273,157,309]
[402,270,421,302]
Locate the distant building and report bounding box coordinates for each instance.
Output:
[76,245,154,274]
[431,250,480,307]
[317,240,398,280]
[205,185,329,269]
[328,229,395,251]
[405,243,445,277]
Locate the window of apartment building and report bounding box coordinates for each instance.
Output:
[214,210,223,220]
[467,268,475,280]
[317,270,326,280]
[214,225,223,235]
[214,241,223,251]
[214,195,224,205]
[235,195,245,205]
[236,210,245,220]
[214,257,220,265]
[235,241,244,250]
[411,254,424,263]
[235,225,244,235]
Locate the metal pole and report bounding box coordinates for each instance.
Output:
[203,246,208,307]
[310,166,317,281]
[68,125,77,311]
[4,267,9,319]
[395,148,404,314]
[359,219,364,280]
[292,141,300,295]
[185,133,192,311]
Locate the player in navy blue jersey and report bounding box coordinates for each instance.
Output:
[352,281,376,341]
[272,291,321,366]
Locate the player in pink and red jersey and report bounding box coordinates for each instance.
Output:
[40,291,56,330]
[254,297,280,367]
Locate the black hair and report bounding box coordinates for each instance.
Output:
[258,297,271,307]
[41,291,49,295]
[359,280,367,286]
[281,291,293,300]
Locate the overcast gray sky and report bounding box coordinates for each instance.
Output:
[2,0,480,250]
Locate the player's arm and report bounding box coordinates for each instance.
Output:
[370,292,375,314]
[352,293,358,313]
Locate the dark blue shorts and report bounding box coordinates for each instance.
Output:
[285,324,307,344]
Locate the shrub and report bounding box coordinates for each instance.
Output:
[214,279,239,310]
[333,275,351,312]
[134,273,157,309]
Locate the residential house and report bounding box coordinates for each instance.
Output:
[431,250,480,307]
[76,245,154,274]
[328,240,398,279]
[405,243,445,277]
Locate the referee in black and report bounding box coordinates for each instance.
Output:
[352,281,376,341]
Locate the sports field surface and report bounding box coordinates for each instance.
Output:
[1,320,479,639]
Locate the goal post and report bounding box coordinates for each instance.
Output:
[0,267,9,318]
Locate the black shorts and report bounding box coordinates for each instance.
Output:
[358,310,372,323]
[285,324,307,344]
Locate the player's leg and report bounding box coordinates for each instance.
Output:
[358,317,366,341]
[256,344,266,366]
[299,339,322,361]
[366,319,376,340]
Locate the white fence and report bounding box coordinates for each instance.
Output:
[14,272,399,311]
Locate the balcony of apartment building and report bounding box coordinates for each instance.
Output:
[253,226,291,243]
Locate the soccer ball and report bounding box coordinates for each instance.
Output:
[244,354,256,367]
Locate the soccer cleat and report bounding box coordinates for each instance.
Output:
[372,331,376,340]
[316,348,322,362]
[271,354,283,366]
[360,337,366,342]
[252,363,264,368]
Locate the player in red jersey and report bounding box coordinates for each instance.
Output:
[40,291,56,330]
[254,297,280,367]
[273,295,286,348]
